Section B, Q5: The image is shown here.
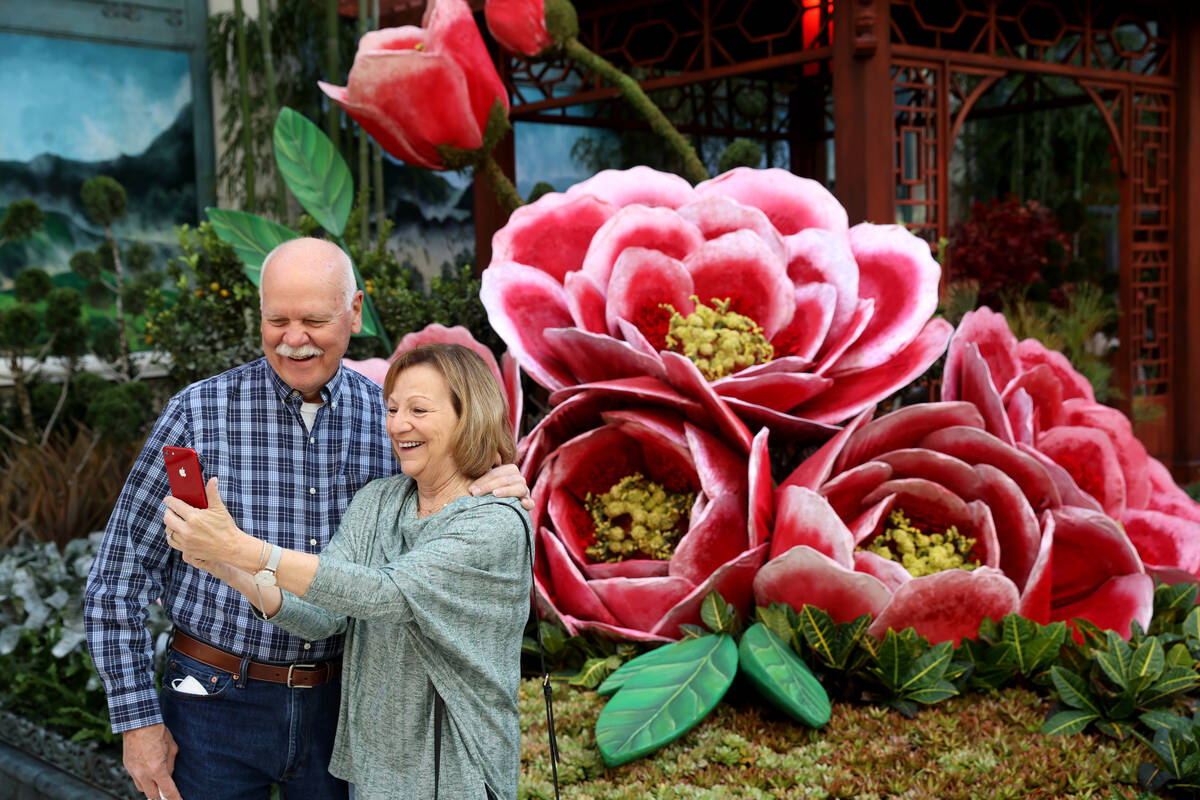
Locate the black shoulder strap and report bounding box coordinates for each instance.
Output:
[485,501,561,800]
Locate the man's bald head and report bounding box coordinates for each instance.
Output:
[259,238,357,312]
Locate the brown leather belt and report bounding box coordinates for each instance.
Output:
[171,630,341,688]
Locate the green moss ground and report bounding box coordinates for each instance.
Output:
[518,679,1161,799]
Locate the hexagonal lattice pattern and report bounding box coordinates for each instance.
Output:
[738,0,803,43]
[621,19,679,67]
[1110,15,1153,59]
[908,0,967,35]
[1015,1,1067,48]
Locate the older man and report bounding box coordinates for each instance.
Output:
[85,238,529,800]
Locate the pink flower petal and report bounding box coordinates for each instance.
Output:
[971,463,1042,589]
[653,543,769,638]
[778,406,874,492]
[1017,338,1095,402]
[501,351,523,438]
[754,545,891,623]
[342,357,390,385]
[812,298,874,376]
[821,461,895,521]
[837,402,985,474]
[922,428,1062,513]
[836,224,942,372]
[770,486,854,566]
[589,575,696,632]
[542,327,667,384]
[1050,573,1153,639]
[483,0,552,56]
[1006,386,1035,445]
[696,167,849,235]
[874,448,982,499]
[1018,510,1056,624]
[684,422,749,498]
[1001,364,1064,435]
[748,428,773,548]
[605,247,695,348]
[968,499,1002,569]
[720,399,842,442]
[683,230,796,339]
[1037,426,1127,518]
[660,351,754,453]
[853,550,912,592]
[537,525,621,627]
[943,307,1021,402]
[867,567,1019,644]
[393,322,503,386]
[712,371,832,412]
[784,228,859,348]
[577,205,704,290]
[847,493,897,545]
[671,492,750,584]
[567,166,699,209]
[860,479,976,546]
[796,318,953,425]
[1061,400,1151,511]
[490,192,616,281]
[563,270,608,333]
[1047,507,1144,609]
[1121,508,1200,574]
[954,342,1015,444]
[676,195,787,264]
[481,261,575,390]
[770,283,837,362]
[1015,443,1102,512]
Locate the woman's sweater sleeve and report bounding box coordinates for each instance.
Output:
[263,481,382,640]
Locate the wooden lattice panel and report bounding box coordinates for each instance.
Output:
[890,0,1175,79]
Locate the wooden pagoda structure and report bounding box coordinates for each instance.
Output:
[354,0,1200,481]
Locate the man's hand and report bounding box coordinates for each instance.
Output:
[123,723,180,800]
[469,462,534,510]
[164,477,245,562]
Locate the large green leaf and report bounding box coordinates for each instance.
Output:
[1095,631,1132,688]
[1042,709,1098,736]
[597,643,684,698]
[699,590,738,635]
[205,207,298,284]
[1131,637,1166,683]
[738,623,830,727]
[1142,668,1200,706]
[595,634,737,767]
[1050,666,1101,716]
[899,641,953,693]
[273,107,353,237]
[1184,606,1200,643]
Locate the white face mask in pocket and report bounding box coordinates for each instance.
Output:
[171,674,209,695]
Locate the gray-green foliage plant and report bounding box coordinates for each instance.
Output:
[0,198,45,248]
[0,534,170,745]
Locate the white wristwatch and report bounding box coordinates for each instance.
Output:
[253,543,282,586]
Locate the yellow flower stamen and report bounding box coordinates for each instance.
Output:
[863,509,980,578]
[662,296,774,381]
[584,473,694,563]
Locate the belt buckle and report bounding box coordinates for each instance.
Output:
[287,662,318,689]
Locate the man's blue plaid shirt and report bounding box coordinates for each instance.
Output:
[84,358,398,733]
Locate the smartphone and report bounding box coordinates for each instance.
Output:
[163,446,208,509]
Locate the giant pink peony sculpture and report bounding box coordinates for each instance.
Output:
[523,396,772,641]
[755,401,1154,644]
[944,308,1200,583]
[481,167,954,444]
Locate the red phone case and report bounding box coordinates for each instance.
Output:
[163,446,208,508]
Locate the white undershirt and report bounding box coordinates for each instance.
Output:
[300,401,322,431]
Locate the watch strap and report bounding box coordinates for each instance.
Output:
[264,542,283,573]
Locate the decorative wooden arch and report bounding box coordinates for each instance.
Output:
[350,0,1199,479]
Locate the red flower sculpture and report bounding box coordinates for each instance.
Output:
[755,402,1152,644]
[523,393,772,641]
[319,0,509,169]
[481,167,953,444]
[944,308,1200,583]
[484,0,552,56]
[343,323,523,437]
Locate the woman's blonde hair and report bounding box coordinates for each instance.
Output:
[383,343,515,478]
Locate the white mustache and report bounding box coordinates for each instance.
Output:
[276,343,324,359]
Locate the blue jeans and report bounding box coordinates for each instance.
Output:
[160,649,348,800]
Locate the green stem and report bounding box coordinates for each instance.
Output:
[564,38,708,185]
[324,0,341,153]
[479,153,524,215]
[259,0,291,223]
[234,0,256,210]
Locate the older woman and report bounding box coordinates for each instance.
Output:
[164,343,530,800]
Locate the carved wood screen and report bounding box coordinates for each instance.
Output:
[889,0,1179,453]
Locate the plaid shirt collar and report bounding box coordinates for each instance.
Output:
[265,360,349,407]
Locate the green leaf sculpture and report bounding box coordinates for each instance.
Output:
[738,622,830,727]
[594,633,737,767]
[597,642,686,698]
[273,107,353,237]
[205,208,299,284]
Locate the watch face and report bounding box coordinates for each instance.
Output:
[253,570,277,587]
